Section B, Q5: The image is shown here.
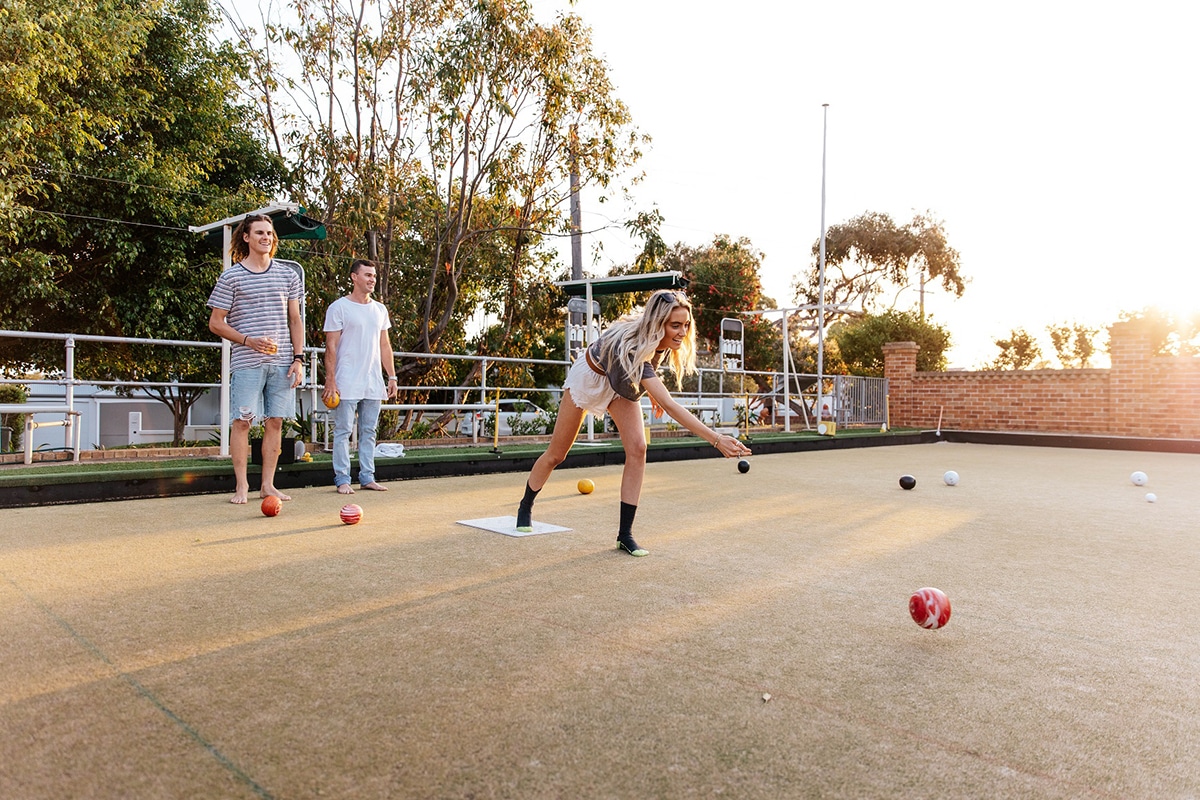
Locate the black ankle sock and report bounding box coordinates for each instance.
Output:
[618,501,638,538]
[617,503,645,555]
[517,482,540,528]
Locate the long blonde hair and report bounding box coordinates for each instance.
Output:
[228,214,279,263]
[596,289,697,390]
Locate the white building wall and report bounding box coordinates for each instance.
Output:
[10,385,231,452]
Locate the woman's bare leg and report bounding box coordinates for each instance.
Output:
[527,390,587,491]
[607,397,650,555]
[516,391,587,531]
[606,397,648,505]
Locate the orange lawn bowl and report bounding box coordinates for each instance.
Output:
[261,495,283,517]
[340,503,363,525]
[323,391,341,410]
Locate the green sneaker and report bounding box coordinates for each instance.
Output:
[516,505,534,534]
[617,535,649,557]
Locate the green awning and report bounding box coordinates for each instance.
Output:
[271,209,326,240]
[554,271,688,297]
[201,207,326,248]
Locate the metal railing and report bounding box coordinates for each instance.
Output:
[0,330,576,455]
[684,367,888,432]
[1,329,889,458]
[0,330,224,459]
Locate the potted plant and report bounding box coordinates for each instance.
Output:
[249,423,298,466]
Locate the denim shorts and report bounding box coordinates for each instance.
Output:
[230,366,296,424]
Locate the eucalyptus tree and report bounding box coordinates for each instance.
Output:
[1047,322,1101,368]
[410,1,642,372]
[220,0,450,346]
[987,328,1044,370]
[227,0,644,390]
[794,211,966,325]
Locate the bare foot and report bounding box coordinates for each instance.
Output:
[360,482,388,491]
[230,490,248,505]
[337,484,355,495]
[261,487,292,501]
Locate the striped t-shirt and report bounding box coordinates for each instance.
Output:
[207,260,304,372]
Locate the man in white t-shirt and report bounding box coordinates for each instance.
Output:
[322,260,397,493]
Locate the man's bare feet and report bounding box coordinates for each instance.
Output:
[337,484,354,495]
[360,482,388,491]
[230,490,249,504]
[261,487,292,501]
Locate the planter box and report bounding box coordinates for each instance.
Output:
[251,437,297,466]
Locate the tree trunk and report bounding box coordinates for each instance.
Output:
[148,387,204,447]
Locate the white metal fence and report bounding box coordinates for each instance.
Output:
[0,329,888,459]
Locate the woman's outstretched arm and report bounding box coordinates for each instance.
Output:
[642,377,751,458]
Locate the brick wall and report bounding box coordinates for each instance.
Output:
[883,320,1200,439]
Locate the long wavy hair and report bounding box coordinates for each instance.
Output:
[229,214,279,263]
[595,289,697,391]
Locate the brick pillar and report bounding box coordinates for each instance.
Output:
[883,341,920,428]
[1107,319,1155,436]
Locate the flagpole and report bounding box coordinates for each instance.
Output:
[816,104,829,430]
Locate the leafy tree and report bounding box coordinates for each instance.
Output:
[410,3,640,362]
[786,336,847,376]
[626,209,669,274]
[665,235,778,375]
[1047,322,1101,368]
[1116,307,1200,357]
[586,208,669,322]
[232,0,644,391]
[794,211,965,323]
[0,0,286,443]
[986,328,1044,370]
[220,0,452,311]
[1,0,151,238]
[830,310,951,377]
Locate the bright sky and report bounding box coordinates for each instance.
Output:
[530,0,1200,367]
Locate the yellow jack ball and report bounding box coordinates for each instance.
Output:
[577,478,595,494]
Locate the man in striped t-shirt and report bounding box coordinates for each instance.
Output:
[207,214,305,505]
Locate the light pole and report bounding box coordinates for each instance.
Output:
[816,104,829,428]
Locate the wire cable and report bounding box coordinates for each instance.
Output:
[31,167,225,202]
[17,207,190,232]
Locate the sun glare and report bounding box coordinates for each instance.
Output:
[1140,265,1200,323]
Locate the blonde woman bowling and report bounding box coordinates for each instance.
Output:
[516,290,751,555]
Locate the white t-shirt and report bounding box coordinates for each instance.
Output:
[323,297,392,400]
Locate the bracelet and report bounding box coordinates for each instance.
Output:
[243,334,248,345]
[387,375,397,381]
[293,355,305,363]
